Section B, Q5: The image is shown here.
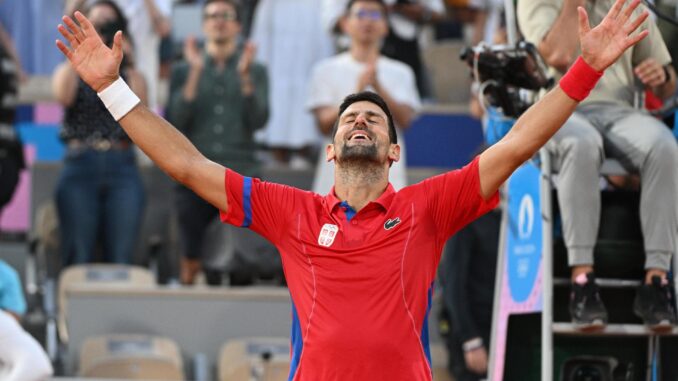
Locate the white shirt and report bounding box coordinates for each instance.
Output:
[321,0,445,40]
[307,52,421,194]
[251,0,334,149]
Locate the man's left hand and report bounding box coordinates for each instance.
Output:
[578,0,649,72]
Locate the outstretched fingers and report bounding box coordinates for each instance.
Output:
[577,7,591,38]
[618,0,642,24]
[62,16,85,43]
[112,31,124,60]
[625,28,649,49]
[74,11,97,38]
[57,23,79,49]
[607,0,625,20]
[55,39,73,60]
[624,9,649,35]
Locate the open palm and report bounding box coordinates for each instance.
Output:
[578,0,649,72]
[56,12,122,92]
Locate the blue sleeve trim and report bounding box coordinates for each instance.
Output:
[288,301,304,381]
[242,176,253,227]
[420,283,433,369]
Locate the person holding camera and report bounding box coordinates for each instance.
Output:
[518,0,678,332]
[51,0,147,265]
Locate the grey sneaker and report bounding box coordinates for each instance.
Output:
[569,272,608,331]
[633,275,677,333]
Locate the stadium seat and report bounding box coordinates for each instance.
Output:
[58,264,155,343]
[78,334,183,380]
[218,337,290,381]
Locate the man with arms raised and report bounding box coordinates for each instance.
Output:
[55,1,648,379]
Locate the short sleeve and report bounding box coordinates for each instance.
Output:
[517,0,560,46]
[419,157,499,241]
[220,169,302,244]
[0,261,27,316]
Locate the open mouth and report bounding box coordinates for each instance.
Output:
[348,132,372,142]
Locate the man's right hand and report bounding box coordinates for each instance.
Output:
[183,36,204,71]
[56,12,122,92]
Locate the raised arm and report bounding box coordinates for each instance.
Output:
[478,0,649,199]
[55,12,228,213]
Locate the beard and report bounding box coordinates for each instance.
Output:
[337,142,379,165]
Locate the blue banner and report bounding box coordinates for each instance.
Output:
[506,161,542,303]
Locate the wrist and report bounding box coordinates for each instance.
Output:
[95,75,121,93]
[97,77,141,121]
[463,337,484,352]
[559,56,604,102]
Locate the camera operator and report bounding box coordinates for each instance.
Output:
[518,0,678,332]
[51,0,147,265]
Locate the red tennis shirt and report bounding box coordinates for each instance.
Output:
[220,157,499,381]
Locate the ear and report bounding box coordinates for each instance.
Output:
[388,143,400,163]
[326,143,336,163]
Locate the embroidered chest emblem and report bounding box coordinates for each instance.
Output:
[384,217,401,230]
[318,223,339,247]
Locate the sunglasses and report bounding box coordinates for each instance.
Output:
[350,9,384,21]
[203,11,237,21]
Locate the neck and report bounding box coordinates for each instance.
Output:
[333,162,389,211]
[349,43,380,63]
[206,39,237,63]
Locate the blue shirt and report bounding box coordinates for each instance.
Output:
[0,260,26,315]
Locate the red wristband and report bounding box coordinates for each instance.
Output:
[559,57,603,102]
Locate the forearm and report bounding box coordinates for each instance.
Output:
[52,64,78,106]
[182,67,202,101]
[539,0,585,72]
[479,87,577,198]
[144,0,171,37]
[315,107,338,135]
[242,70,269,130]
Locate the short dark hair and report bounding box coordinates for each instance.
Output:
[87,0,128,33]
[203,0,240,22]
[345,0,388,15]
[332,91,397,144]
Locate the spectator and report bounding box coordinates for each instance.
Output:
[381,0,446,98]
[321,0,444,98]
[308,0,420,194]
[52,0,147,265]
[518,0,678,332]
[0,260,53,381]
[0,22,24,221]
[167,0,268,285]
[440,207,500,381]
[250,0,333,169]
[65,0,171,109]
[0,21,27,83]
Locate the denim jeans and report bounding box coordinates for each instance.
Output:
[56,147,145,265]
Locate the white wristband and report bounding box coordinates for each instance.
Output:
[462,337,484,352]
[97,77,141,121]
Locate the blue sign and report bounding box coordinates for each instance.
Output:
[506,161,542,302]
